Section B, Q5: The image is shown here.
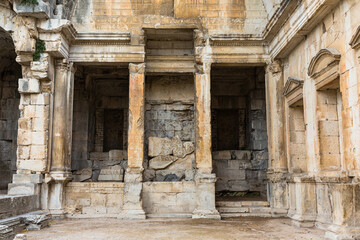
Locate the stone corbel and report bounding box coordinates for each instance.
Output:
[129,63,145,75]
[268,59,283,75]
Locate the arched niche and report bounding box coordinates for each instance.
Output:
[0,26,22,191]
[308,48,343,171]
[308,48,341,90]
[283,77,306,174]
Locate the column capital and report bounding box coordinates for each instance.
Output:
[129,63,145,74]
[55,59,74,72]
[195,62,211,75]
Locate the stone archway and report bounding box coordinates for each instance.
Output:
[0,27,22,191]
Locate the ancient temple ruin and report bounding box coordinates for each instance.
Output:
[0,0,360,239]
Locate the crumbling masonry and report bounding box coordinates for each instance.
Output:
[0,0,360,239]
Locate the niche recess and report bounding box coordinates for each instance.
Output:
[308,48,343,171]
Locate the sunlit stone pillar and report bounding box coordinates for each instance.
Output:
[265,60,289,216]
[118,63,146,219]
[192,62,220,220]
[48,59,74,218]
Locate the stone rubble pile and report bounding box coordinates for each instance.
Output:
[23,213,50,231]
[147,136,195,181]
[72,150,126,182]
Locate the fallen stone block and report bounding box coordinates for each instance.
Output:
[183,142,195,155]
[171,135,186,158]
[148,137,173,157]
[23,213,50,231]
[14,234,27,240]
[0,225,13,239]
[72,168,92,182]
[98,165,124,182]
[149,155,178,170]
[168,153,194,170]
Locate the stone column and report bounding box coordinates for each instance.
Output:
[192,62,220,220]
[118,63,146,219]
[265,60,288,216]
[47,59,75,218]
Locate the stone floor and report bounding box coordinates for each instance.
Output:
[24,217,326,240]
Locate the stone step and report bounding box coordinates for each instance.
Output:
[221,213,273,218]
[216,201,270,208]
[146,213,193,218]
[218,207,271,213]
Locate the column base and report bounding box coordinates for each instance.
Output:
[49,209,67,219]
[291,219,315,228]
[290,213,316,228]
[118,209,146,220]
[192,209,221,220]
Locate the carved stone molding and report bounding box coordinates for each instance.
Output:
[269,59,283,74]
[308,48,341,90]
[195,62,211,75]
[209,34,267,46]
[349,26,360,49]
[283,77,304,106]
[129,63,145,74]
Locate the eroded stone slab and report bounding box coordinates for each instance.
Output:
[149,155,178,170]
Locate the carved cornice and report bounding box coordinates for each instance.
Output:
[283,77,304,106]
[349,25,360,49]
[73,33,131,45]
[308,48,341,90]
[209,34,267,47]
[283,77,304,97]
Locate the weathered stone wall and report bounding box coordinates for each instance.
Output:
[65,182,124,217]
[279,0,360,235]
[142,182,196,217]
[0,30,21,190]
[65,182,197,217]
[71,73,129,182]
[72,0,268,34]
[144,75,195,181]
[211,67,268,194]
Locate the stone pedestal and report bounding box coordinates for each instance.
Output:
[290,177,316,227]
[47,172,72,219]
[192,63,220,220]
[118,169,146,219]
[192,172,220,220]
[118,63,146,219]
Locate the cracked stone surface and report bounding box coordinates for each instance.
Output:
[24,218,326,240]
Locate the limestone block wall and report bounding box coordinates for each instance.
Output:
[71,75,129,180]
[0,54,21,190]
[144,75,195,181]
[71,0,268,35]
[65,182,124,217]
[280,0,360,235]
[65,182,197,217]
[213,150,267,194]
[142,182,197,216]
